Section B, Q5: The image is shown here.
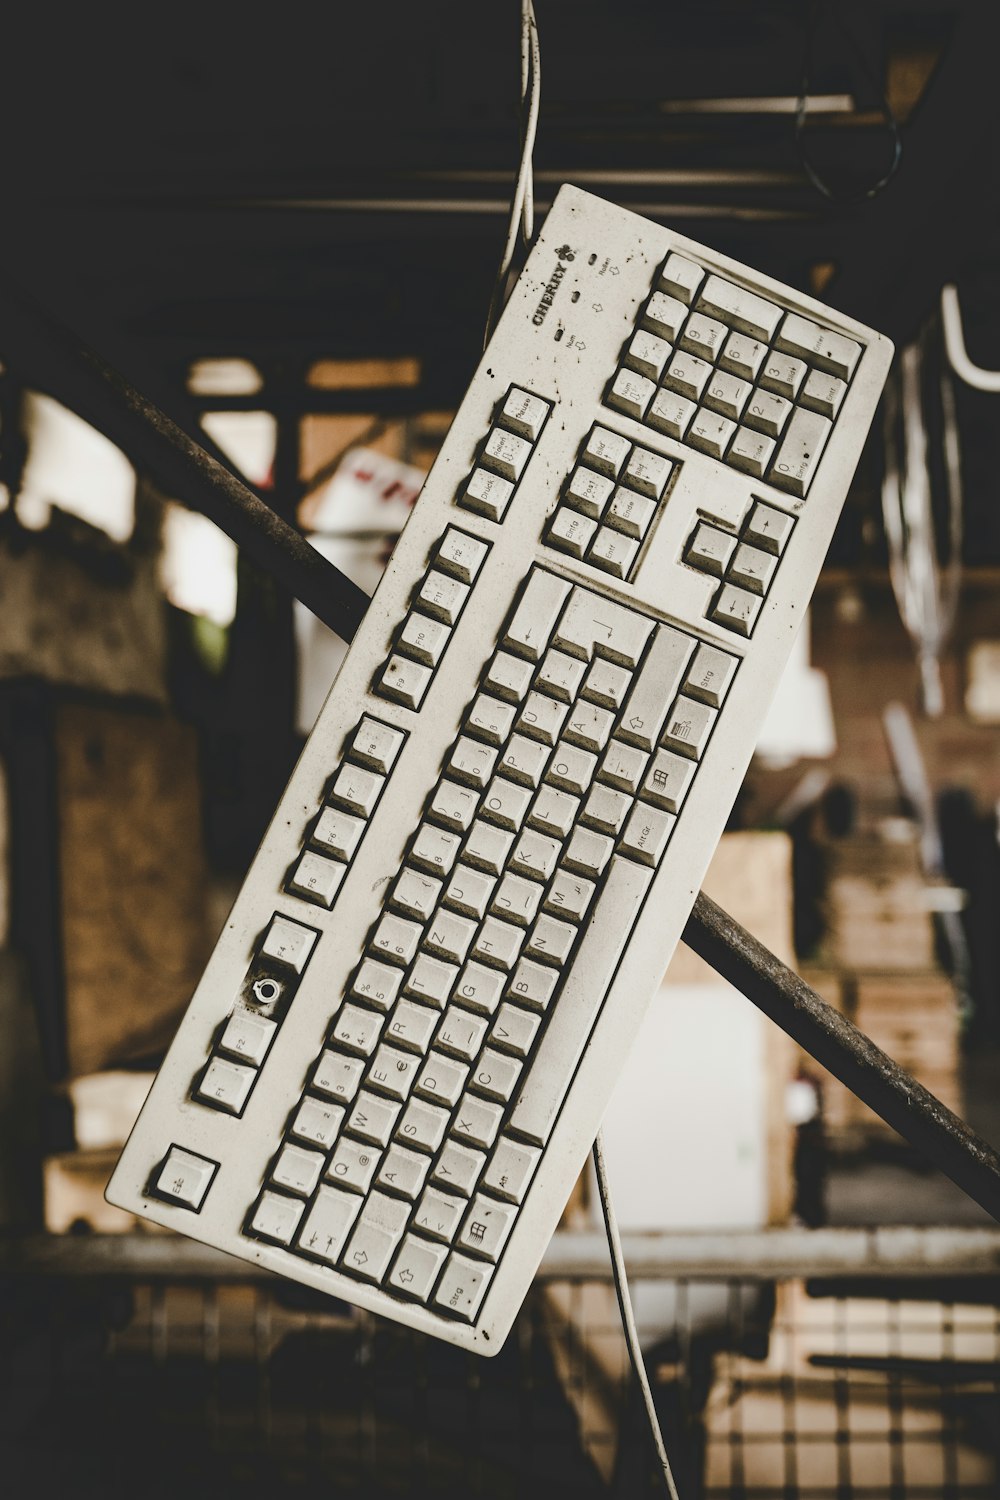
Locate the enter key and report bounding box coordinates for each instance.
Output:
[616,625,695,753]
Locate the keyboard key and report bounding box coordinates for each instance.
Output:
[509,857,653,1146]
[685,522,737,578]
[581,785,632,836]
[744,390,791,439]
[288,850,345,908]
[719,330,767,382]
[466,693,517,746]
[197,1056,255,1114]
[485,650,534,702]
[582,426,630,477]
[346,1090,400,1148]
[377,1144,430,1200]
[398,612,450,667]
[647,387,696,440]
[342,1191,409,1282]
[331,764,384,824]
[218,1007,276,1067]
[385,1000,438,1054]
[641,290,687,341]
[424,910,476,965]
[663,349,711,402]
[547,506,597,559]
[563,828,614,880]
[405,954,458,1010]
[695,274,781,342]
[380,654,432,710]
[607,367,654,421]
[473,1049,522,1105]
[458,1193,517,1261]
[313,806,365,862]
[410,823,462,876]
[760,352,807,401]
[728,541,777,596]
[434,1253,493,1321]
[498,733,549,789]
[370,914,422,967]
[499,386,550,442]
[619,804,675,866]
[313,1050,365,1104]
[775,312,861,380]
[456,960,506,1015]
[688,410,737,460]
[481,776,532,831]
[685,643,738,707]
[528,786,580,839]
[471,917,524,972]
[503,570,571,662]
[662,695,718,759]
[509,829,560,882]
[251,1190,304,1246]
[415,1051,469,1108]
[768,406,832,497]
[436,526,489,584]
[432,1142,486,1198]
[489,1003,540,1059]
[291,1096,345,1150]
[259,915,317,974]
[326,1137,380,1194]
[350,717,405,776]
[297,1186,362,1264]
[546,742,598,797]
[563,702,614,755]
[483,1138,541,1204]
[429,779,479,832]
[449,735,497,789]
[525,914,577,966]
[463,819,514,876]
[618,624,695,752]
[641,750,696,813]
[391,868,443,922]
[272,1143,325,1197]
[658,251,703,304]
[436,1006,489,1062]
[491,874,542,927]
[555,586,653,667]
[331,1002,383,1057]
[743,501,794,556]
[413,1186,466,1243]
[606,487,656,540]
[397,1097,450,1153]
[624,329,671,381]
[516,691,568,746]
[583,659,630,712]
[417,570,470,626]
[444,865,496,921]
[506,967,559,1024]
[352,958,404,1012]
[389,1233,449,1300]
[800,367,847,420]
[588,526,639,579]
[679,311,727,363]
[543,871,596,923]
[598,742,648,795]
[565,465,615,518]
[368,1044,419,1102]
[728,425,776,479]
[536,649,586,703]
[703,369,751,422]
[452,1094,505,1149]
[463,467,515,521]
[482,426,532,482]
[154,1146,218,1211]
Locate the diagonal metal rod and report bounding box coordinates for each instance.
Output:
[5,292,1000,1224]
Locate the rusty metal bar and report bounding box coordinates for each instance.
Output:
[6,290,1000,1223]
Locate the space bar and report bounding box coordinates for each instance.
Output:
[507,857,654,1147]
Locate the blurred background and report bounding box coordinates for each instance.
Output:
[2,2,1000,1495]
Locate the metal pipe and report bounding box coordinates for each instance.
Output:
[683,893,1000,1224]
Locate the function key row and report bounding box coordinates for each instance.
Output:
[606,250,862,498]
[544,425,677,581]
[376,528,490,711]
[458,386,552,523]
[683,501,795,638]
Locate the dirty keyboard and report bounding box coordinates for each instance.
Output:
[108,186,892,1354]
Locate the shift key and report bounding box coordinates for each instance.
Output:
[617,626,695,752]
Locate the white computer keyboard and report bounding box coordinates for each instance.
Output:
[107,186,892,1354]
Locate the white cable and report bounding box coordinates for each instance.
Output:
[483,0,540,348]
[593,1129,682,1500]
